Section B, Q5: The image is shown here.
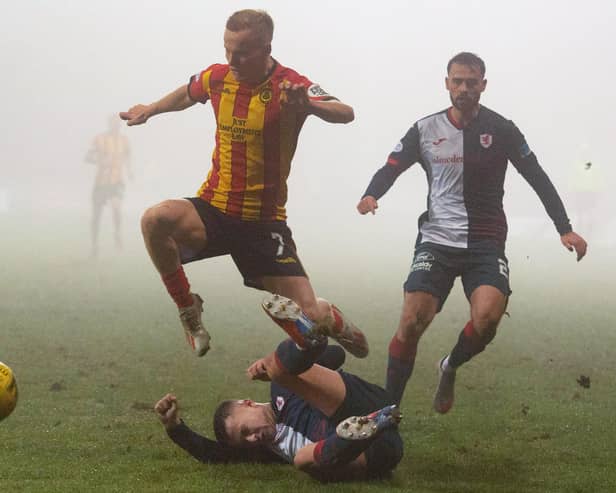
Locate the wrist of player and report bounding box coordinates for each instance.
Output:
[164,416,181,430]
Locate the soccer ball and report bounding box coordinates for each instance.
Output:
[0,361,18,421]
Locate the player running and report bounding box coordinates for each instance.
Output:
[120,10,367,359]
[357,52,587,412]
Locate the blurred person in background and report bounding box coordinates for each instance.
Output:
[85,115,132,257]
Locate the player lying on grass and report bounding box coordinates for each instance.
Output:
[154,294,403,481]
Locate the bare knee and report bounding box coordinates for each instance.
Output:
[471,308,503,336]
[471,314,500,342]
[141,201,177,238]
[398,309,434,341]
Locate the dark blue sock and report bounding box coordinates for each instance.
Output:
[313,433,374,466]
[385,335,418,405]
[448,321,496,369]
[275,338,327,375]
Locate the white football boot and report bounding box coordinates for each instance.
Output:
[336,405,402,440]
[179,293,211,357]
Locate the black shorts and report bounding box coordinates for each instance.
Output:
[332,370,392,422]
[180,197,307,290]
[404,242,512,311]
[92,183,124,206]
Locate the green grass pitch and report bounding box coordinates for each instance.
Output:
[1,218,613,492]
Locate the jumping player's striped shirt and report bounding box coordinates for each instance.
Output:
[188,60,336,221]
[363,106,572,250]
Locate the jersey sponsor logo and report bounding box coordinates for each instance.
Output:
[432,137,447,146]
[259,87,273,104]
[308,84,329,98]
[393,141,403,152]
[276,396,285,411]
[434,154,463,165]
[519,141,532,157]
[218,117,262,142]
[480,134,493,148]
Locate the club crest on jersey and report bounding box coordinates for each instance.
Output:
[276,396,285,411]
[480,134,493,148]
[259,87,273,104]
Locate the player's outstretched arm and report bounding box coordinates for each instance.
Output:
[279,81,354,123]
[154,393,282,464]
[119,85,196,126]
[307,99,354,124]
[560,231,588,261]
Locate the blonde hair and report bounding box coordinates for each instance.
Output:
[226,9,274,44]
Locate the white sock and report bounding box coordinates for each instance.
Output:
[441,355,454,372]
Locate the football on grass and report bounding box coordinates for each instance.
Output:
[0,361,18,421]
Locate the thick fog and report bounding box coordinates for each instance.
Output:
[1,0,614,267]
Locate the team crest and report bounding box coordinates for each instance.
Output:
[259,87,273,104]
[480,134,493,148]
[276,396,285,411]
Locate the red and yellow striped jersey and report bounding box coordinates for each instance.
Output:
[188,60,335,221]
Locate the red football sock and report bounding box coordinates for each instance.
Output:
[386,333,420,405]
[162,267,193,308]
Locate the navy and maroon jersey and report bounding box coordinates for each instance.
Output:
[167,368,393,466]
[188,59,336,221]
[363,106,572,250]
[268,381,336,463]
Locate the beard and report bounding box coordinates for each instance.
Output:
[451,93,480,112]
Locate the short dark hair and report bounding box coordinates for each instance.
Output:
[447,52,486,77]
[226,9,274,44]
[213,399,237,444]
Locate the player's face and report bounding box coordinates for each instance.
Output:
[446,63,487,113]
[224,28,271,83]
[225,400,276,448]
